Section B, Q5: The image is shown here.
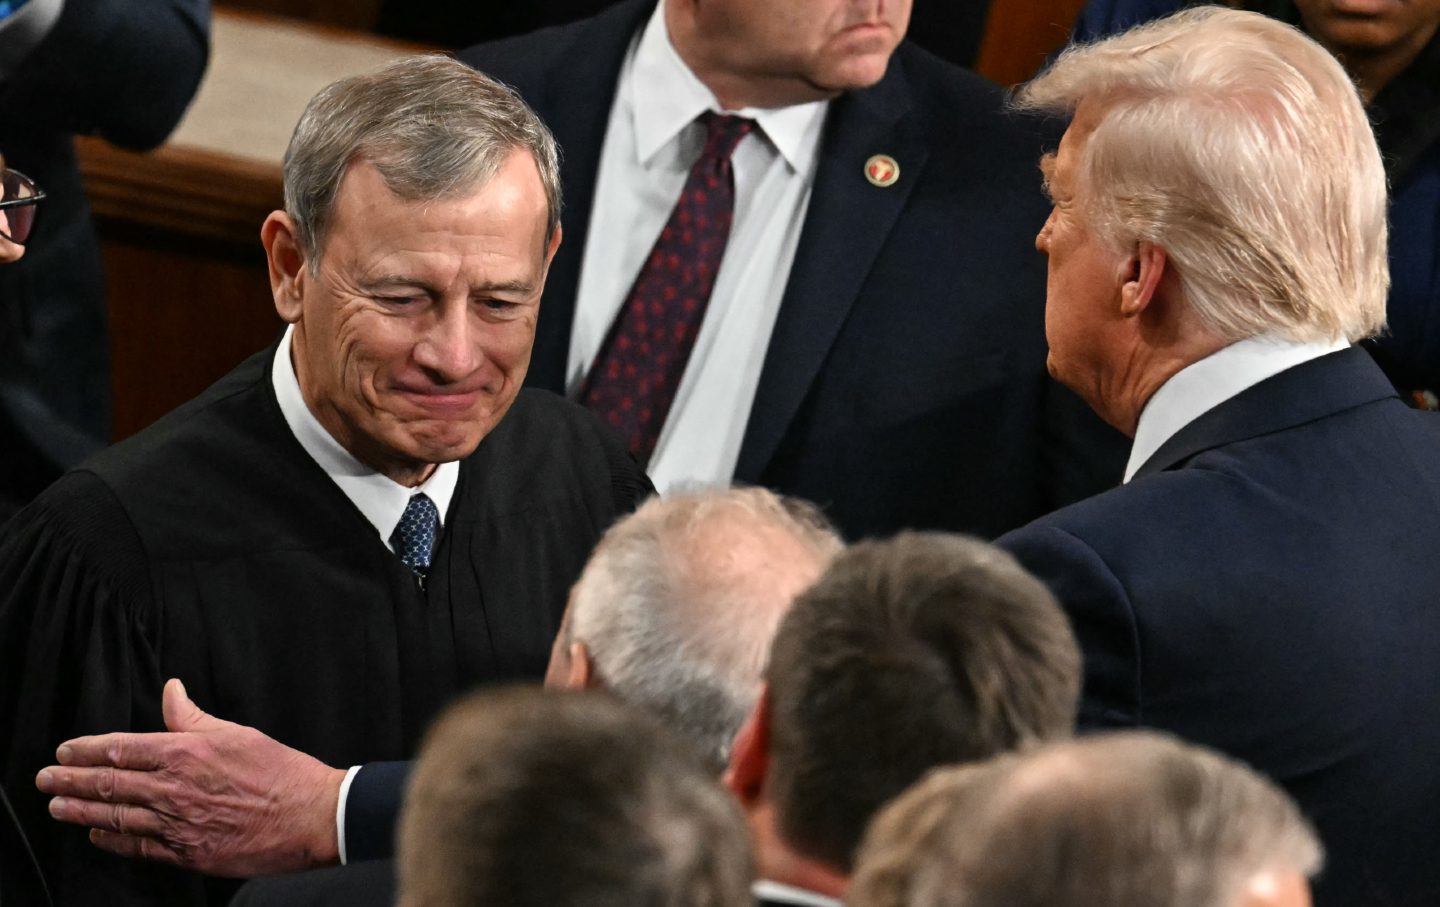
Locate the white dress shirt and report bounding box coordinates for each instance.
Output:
[1125,334,1350,482]
[272,325,458,548]
[570,0,828,492]
[272,325,460,863]
[752,879,843,907]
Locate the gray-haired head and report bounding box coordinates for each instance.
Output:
[559,486,843,774]
[1015,7,1387,345]
[282,54,561,273]
[850,730,1323,907]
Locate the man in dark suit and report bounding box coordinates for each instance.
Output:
[0,0,210,518]
[459,0,1127,542]
[726,532,1081,905]
[995,9,1440,906]
[3,56,648,906]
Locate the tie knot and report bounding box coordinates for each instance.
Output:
[392,493,439,576]
[698,112,756,162]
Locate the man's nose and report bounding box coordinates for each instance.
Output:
[415,302,480,381]
[1035,211,1055,254]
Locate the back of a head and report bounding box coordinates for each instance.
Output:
[396,688,754,907]
[850,731,1323,907]
[566,486,843,772]
[1015,7,1388,345]
[763,532,1081,872]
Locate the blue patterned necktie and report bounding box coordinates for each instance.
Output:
[391,493,439,578]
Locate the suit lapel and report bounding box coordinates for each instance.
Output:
[1133,347,1399,480]
[733,50,929,483]
[527,0,654,392]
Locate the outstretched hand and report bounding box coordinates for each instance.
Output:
[35,678,346,877]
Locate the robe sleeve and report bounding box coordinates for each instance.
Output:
[591,406,655,516]
[0,470,209,904]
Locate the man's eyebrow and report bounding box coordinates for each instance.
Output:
[360,276,539,295]
[477,279,538,295]
[361,275,431,291]
[1038,152,1057,197]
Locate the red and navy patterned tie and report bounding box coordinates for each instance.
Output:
[580,112,756,465]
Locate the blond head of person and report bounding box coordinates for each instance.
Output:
[1014,6,1387,434]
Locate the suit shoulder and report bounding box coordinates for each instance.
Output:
[458,0,645,89]
[893,42,1055,142]
[1010,466,1244,548]
[486,387,634,465]
[465,389,652,512]
[459,21,583,86]
[0,469,152,604]
[83,348,276,491]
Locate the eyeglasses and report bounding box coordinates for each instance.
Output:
[0,168,45,244]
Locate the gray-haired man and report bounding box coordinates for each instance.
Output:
[4,54,649,907]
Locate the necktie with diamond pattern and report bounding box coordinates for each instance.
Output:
[391,493,438,578]
[579,112,757,465]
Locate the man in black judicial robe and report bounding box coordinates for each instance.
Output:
[0,56,648,906]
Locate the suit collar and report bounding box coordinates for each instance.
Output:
[1125,335,1348,483]
[734,46,928,482]
[1133,346,1399,480]
[528,0,655,392]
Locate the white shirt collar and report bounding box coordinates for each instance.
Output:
[627,0,828,173]
[1125,333,1349,482]
[751,880,843,907]
[271,325,459,548]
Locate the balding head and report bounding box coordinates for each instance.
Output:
[850,731,1322,907]
[546,487,842,772]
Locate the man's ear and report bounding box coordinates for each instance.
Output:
[1119,241,1168,318]
[724,686,772,806]
[541,223,563,276]
[568,640,594,690]
[261,210,308,324]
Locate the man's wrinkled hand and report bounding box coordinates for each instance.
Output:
[35,677,347,877]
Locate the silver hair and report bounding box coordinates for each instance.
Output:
[282,53,561,272]
[850,730,1323,907]
[1015,7,1387,344]
[564,486,843,773]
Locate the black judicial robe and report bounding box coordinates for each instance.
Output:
[0,347,651,906]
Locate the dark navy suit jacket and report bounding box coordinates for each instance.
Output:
[999,348,1440,907]
[459,0,1127,543]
